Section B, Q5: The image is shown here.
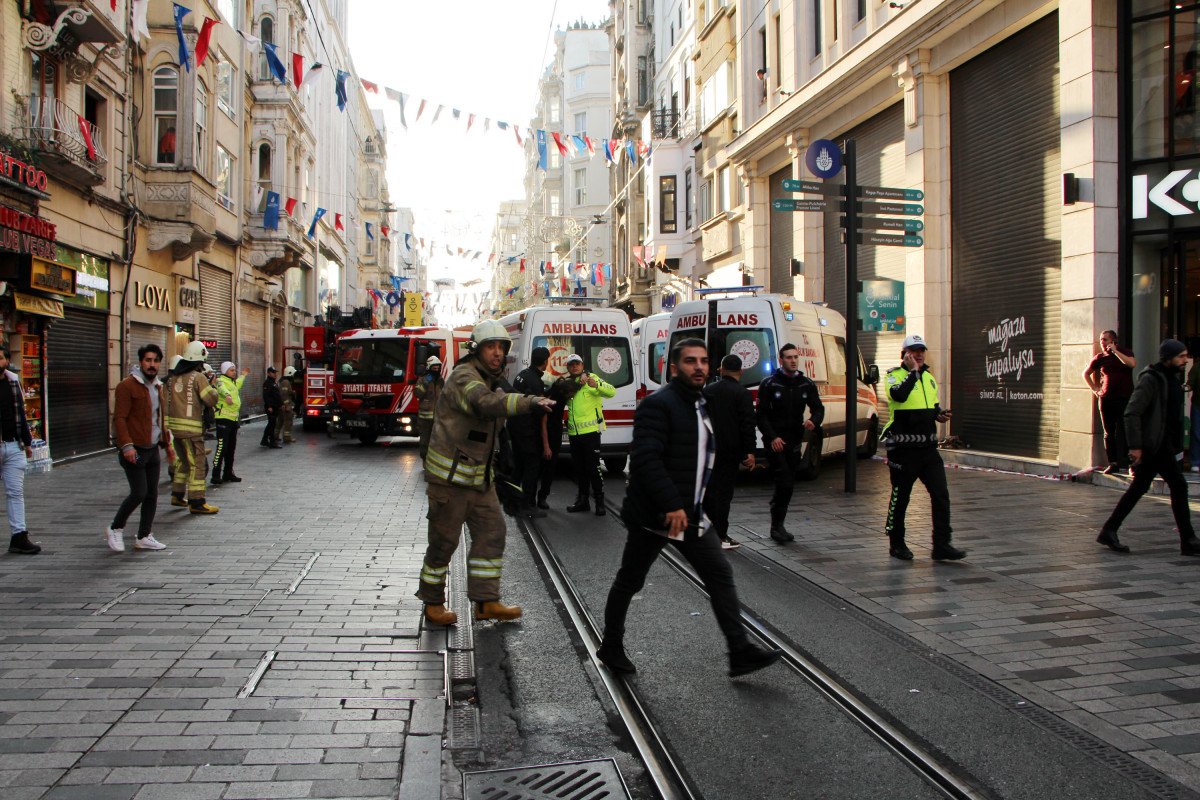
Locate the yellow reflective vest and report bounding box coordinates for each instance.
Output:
[565,373,615,436]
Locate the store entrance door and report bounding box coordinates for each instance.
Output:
[1131,233,1200,364]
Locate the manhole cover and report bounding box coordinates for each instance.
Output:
[463,758,630,800]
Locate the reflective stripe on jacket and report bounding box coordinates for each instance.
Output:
[414,373,443,420]
[424,357,536,490]
[880,366,940,449]
[166,370,218,439]
[566,373,615,436]
[214,374,245,421]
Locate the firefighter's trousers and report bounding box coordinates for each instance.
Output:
[274,406,295,443]
[171,437,208,500]
[417,417,433,460]
[417,482,506,605]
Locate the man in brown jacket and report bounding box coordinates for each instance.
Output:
[107,344,174,551]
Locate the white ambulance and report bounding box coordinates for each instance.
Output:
[668,288,881,479]
[497,304,638,473]
[632,311,671,404]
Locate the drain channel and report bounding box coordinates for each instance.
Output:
[463,758,631,800]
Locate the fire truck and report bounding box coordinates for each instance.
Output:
[291,306,374,431]
[327,326,468,444]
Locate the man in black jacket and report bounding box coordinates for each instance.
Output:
[508,347,550,518]
[703,354,756,549]
[596,339,781,678]
[1098,338,1200,555]
[756,343,825,543]
[260,367,282,448]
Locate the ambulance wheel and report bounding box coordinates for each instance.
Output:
[857,417,879,459]
[604,455,628,475]
[795,432,823,481]
[357,433,379,445]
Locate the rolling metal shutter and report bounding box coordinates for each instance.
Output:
[949,12,1061,459]
[199,263,232,368]
[822,102,906,379]
[46,308,109,459]
[238,303,266,416]
[127,322,168,369]
[769,166,795,294]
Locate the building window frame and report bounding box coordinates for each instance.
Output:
[216,53,235,118]
[152,65,178,167]
[660,175,677,233]
[574,167,588,205]
[194,78,209,174]
[215,145,234,211]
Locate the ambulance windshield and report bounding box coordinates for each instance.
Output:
[669,327,777,387]
[533,335,634,387]
[335,339,409,383]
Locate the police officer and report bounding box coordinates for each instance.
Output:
[882,334,966,561]
[417,320,555,626]
[166,341,219,514]
[564,354,615,515]
[756,342,824,543]
[509,347,551,518]
[414,355,443,460]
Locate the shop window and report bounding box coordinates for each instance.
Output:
[1131,17,1169,160]
[194,78,208,173]
[660,175,677,233]
[153,66,178,166]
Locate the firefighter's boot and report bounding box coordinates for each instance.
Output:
[170,493,188,508]
[189,500,219,515]
[423,604,457,626]
[474,600,522,621]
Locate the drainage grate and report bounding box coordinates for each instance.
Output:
[447,701,480,750]
[463,758,631,800]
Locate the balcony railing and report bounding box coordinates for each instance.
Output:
[21,96,107,184]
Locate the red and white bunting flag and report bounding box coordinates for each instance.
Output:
[291,53,304,88]
[380,225,389,238]
[284,197,297,216]
[195,17,219,66]
[638,139,651,157]
[467,114,475,133]
[551,132,569,157]
[513,127,523,146]
[432,105,444,123]
[560,276,568,294]
[361,79,379,94]
[584,135,596,157]
[519,258,526,272]
[415,99,427,122]
[131,0,150,40]
[77,115,96,161]
[334,213,344,231]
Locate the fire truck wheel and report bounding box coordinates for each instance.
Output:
[357,433,379,445]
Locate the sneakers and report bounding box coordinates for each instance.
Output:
[188,502,219,515]
[7,532,40,555]
[474,600,522,621]
[1096,529,1130,554]
[720,538,742,550]
[594,499,607,516]
[210,477,224,486]
[596,642,637,674]
[1181,536,1200,557]
[729,643,783,677]
[105,527,125,552]
[133,534,167,551]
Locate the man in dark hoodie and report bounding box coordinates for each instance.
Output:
[1097,338,1200,556]
[595,339,781,679]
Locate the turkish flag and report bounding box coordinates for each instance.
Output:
[77,115,96,161]
[284,197,298,216]
[195,17,219,67]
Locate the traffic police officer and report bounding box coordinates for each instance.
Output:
[414,355,443,460]
[882,334,966,561]
[417,320,555,626]
[166,341,219,514]
[564,354,615,515]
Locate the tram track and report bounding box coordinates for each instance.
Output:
[518,504,989,800]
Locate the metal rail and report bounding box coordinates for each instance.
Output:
[519,516,702,800]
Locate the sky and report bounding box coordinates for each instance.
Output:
[347,0,610,324]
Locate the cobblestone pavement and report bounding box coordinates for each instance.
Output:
[0,423,442,800]
[714,455,1200,790]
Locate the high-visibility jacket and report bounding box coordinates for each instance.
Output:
[414,373,443,420]
[166,369,218,439]
[424,357,537,490]
[565,373,615,436]
[881,365,941,450]
[214,374,245,421]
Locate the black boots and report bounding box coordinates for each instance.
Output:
[888,537,914,560]
[769,522,794,543]
[596,641,636,674]
[729,643,783,677]
[1096,528,1130,554]
[1181,535,1200,556]
[8,532,39,555]
[567,497,590,513]
[594,495,606,516]
[931,544,967,561]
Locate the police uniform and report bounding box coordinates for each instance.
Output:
[416,327,540,624]
[166,364,219,512]
[881,336,964,560]
[755,367,824,541]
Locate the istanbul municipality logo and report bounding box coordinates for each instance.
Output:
[805,139,842,180]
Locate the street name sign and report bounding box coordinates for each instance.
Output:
[857,232,924,247]
[857,200,924,216]
[772,198,830,212]
[782,178,841,194]
[849,216,924,233]
[859,185,924,202]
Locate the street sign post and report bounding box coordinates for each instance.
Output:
[849,216,924,233]
[843,139,858,494]
[857,201,924,216]
[772,198,830,212]
[782,178,841,194]
[857,232,924,248]
[859,185,924,202]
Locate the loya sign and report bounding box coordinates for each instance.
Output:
[1132,170,1200,218]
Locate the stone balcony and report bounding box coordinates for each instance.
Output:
[139,172,217,261]
[244,213,311,276]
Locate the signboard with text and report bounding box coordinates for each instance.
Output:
[857,280,905,332]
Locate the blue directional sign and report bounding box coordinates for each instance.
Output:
[858,279,905,332]
[782,178,841,194]
[773,198,830,212]
[805,139,843,180]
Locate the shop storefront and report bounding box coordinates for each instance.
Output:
[128,266,173,366]
[199,262,233,367]
[1124,3,1200,365]
[175,275,200,357]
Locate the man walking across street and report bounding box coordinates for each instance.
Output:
[1097,338,1200,556]
[107,344,173,551]
[882,334,966,561]
[756,343,824,543]
[0,348,38,555]
[415,355,444,460]
[211,362,249,485]
[1083,330,1136,474]
[275,366,297,444]
[596,339,781,678]
[509,346,551,518]
[166,341,220,514]
[703,354,756,550]
[416,320,555,626]
[261,367,281,448]
[564,354,615,515]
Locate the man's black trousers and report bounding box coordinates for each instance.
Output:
[884,447,952,544]
[1099,394,1130,467]
[703,457,740,540]
[603,523,748,650]
[112,446,161,536]
[569,431,603,500]
[767,442,803,524]
[1104,448,1195,538]
[511,438,541,509]
[261,411,277,445]
[212,419,239,479]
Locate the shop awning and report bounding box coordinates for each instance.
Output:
[14,292,64,318]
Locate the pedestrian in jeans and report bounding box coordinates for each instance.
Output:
[211,361,249,485]
[1083,330,1136,474]
[1098,339,1200,556]
[702,354,757,550]
[261,367,281,448]
[595,339,781,678]
[0,348,38,555]
[107,344,173,552]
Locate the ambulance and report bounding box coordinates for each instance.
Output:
[668,288,881,479]
[632,312,671,404]
[497,303,637,473]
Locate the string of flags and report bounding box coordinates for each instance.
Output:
[259,189,392,241]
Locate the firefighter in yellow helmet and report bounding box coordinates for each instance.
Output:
[166,341,219,513]
[414,355,443,460]
[417,320,556,626]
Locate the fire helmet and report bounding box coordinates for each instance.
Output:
[283,366,297,378]
[469,319,511,355]
[181,340,208,362]
[426,355,442,367]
